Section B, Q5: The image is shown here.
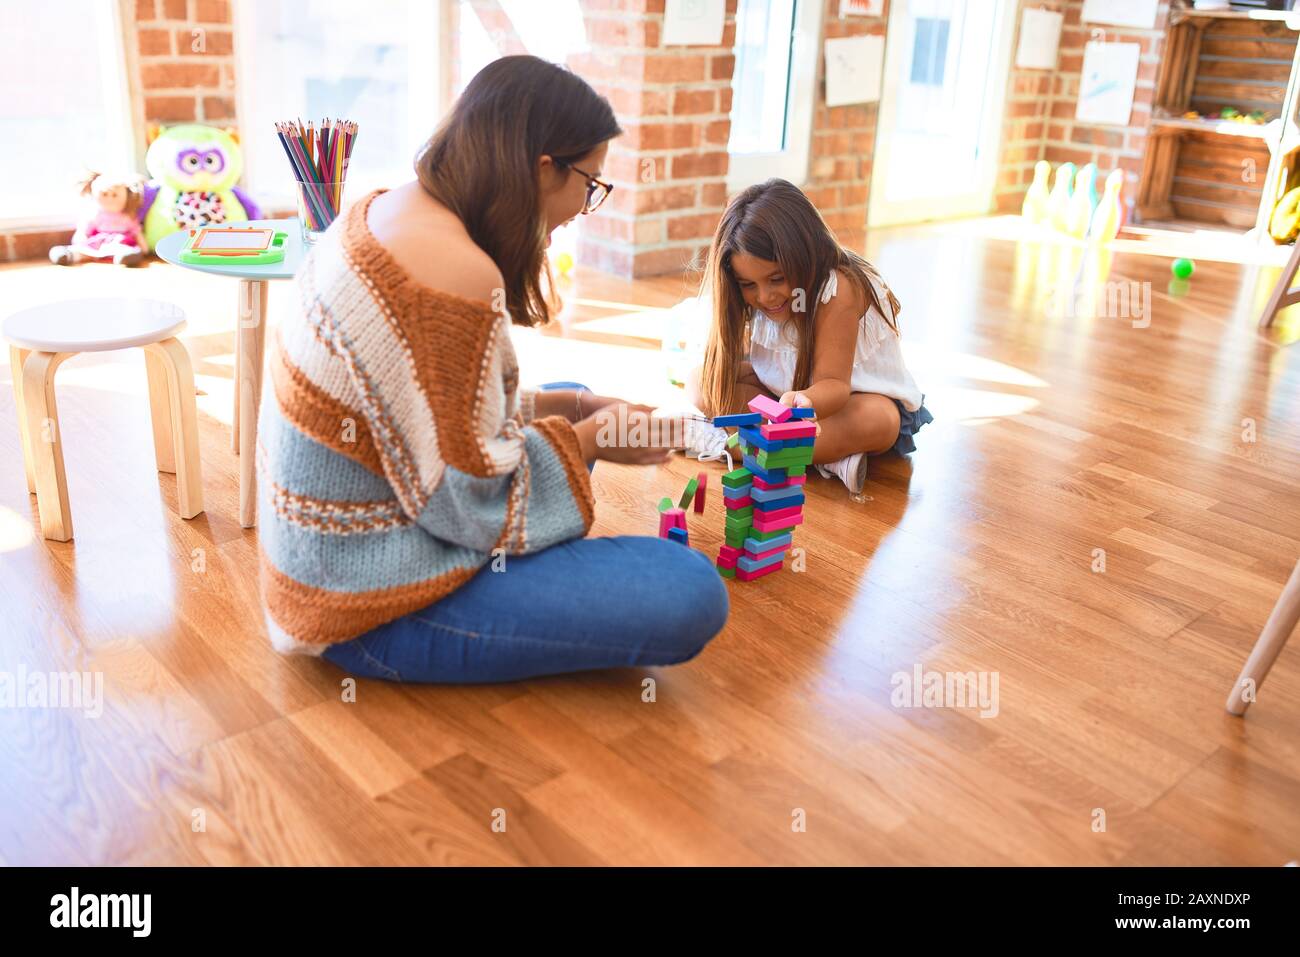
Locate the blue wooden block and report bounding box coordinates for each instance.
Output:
[736,550,785,573]
[667,526,688,544]
[713,412,762,427]
[752,492,805,512]
[788,407,816,419]
[744,532,792,553]
[750,484,806,504]
[742,454,787,484]
[722,483,752,499]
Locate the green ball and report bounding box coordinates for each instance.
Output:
[1172,258,1195,279]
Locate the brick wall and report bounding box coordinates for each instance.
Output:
[133,0,240,127]
[993,0,1168,218]
[569,0,738,278]
[803,0,887,254]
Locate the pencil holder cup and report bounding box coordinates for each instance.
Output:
[294,180,345,246]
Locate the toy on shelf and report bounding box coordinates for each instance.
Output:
[49,171,149,267]
[140,124,262,251]
[713,396,815,582]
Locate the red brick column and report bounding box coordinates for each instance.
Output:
[133,0,240,128]
[570,0,738,277]
[803,0,888,254]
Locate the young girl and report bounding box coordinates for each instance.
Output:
[690,178,932,494]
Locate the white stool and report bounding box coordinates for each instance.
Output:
[4,298,205,542]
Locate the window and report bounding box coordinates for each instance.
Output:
[909,18,950,86]
[234,0,443,208]
[729,0,796,154]
[0,0,134,226]
[726,0,821,191]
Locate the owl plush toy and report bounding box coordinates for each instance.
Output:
[139,124,261,249]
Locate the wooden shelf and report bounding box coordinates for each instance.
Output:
[1149,115,1273,138]
[1171,6,1300,28]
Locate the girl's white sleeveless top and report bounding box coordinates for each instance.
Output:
[748,269,923,412]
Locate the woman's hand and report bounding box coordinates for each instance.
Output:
[574,403,678,465]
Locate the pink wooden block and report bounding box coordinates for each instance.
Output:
[724,495,754,509]
[718,545,742,561]
[786,474,807,486]
[716,554,737,570]
[753,503,802,523]
[751,475,795,491]
[736,561,782,582]
[664,507,687,530]
[760,421,817,440]
[747,394,792,423]
[694,472,708,513]
[752,512,803,533]
[658,511,674,538]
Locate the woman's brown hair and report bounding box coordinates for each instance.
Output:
[698,178,902,417]
[415,55,621,327]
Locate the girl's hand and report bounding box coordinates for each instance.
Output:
[778,390,822,437]
[778,390,814,412]
[574,404,676,465]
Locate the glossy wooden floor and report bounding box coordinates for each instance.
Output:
[1,218,1298,866]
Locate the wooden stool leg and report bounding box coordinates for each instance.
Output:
[1227,558,1300,715]
[238,279,268,528]
[9,345,36,494]
[144,348,176,473]
[145,338,204,520]
[22,351,73,541]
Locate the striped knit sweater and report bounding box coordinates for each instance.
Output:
[256,189,595,654]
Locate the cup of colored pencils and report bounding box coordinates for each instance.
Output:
[275,117,358,245]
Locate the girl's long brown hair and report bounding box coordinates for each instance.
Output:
[699,178,901,417]
[415,55,621,326]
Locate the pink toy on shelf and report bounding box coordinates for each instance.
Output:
[748,394,792,423]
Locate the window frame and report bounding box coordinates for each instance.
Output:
[0,0,137,229]
[231,0,450,210]
[726,0,823,194]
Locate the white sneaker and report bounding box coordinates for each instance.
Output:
[681,418,734,471]
[817,452,868,495]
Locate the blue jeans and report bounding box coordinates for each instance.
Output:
[321,383,730,683]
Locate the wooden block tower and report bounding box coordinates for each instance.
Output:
[712,398,815,581]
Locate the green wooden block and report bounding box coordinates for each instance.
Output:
[721,467,753,488]
[787,465,807,476]
[657,496,673,512]
[725,528,748,547]
[725,432,740,449]
[724,505,754,520]
[756,447,814,469]
[717,565,736,579]
[678,476,699,509]
[725,517,754,534]
[750,526,789,541]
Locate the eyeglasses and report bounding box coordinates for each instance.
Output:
[558,161,613,214]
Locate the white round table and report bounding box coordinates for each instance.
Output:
[155,219,303,527]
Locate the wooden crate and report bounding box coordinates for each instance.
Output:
[1137,7,1300,236]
